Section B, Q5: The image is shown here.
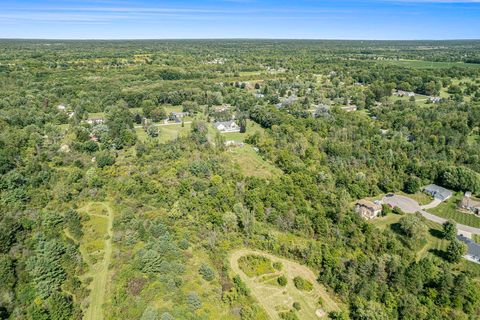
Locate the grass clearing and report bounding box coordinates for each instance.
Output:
[77,202,114,320]
[227,145,282,179]
[230,249,339,320]
[238,255,276,277]
[158,123,192,143]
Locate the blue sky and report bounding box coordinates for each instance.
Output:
[0,0,479,39]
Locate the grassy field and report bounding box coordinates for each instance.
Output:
[77,202,114,320]
[428,195,480,228]
[230,249,339,320]
[382,59,480,69]
[226,145,282,179]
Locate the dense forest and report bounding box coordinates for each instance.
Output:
[1,39,480,320]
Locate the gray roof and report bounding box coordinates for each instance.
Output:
[214,120,237,128]
[457,235,480,258]
[423,184,452,201]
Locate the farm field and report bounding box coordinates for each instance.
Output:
[229,249,339,320]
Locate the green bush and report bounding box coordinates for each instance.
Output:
[293,276,313,291]
[279,310,299,320]
[238,255,275,277]
[273,261,283,271]
[187,291,202,310]
[277,275,287,286]
[199,263,215,281]
[293,302,301,311]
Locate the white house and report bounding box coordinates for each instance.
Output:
[214,120,241,133]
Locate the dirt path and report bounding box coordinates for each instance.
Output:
[82,202,114,320]
[229,249,338,320]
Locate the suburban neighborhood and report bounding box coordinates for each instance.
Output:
[354,183,480,264]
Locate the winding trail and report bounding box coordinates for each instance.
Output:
[83,203,114,320]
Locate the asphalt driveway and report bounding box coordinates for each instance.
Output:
[382,195,421,213]
[382,194,480,236]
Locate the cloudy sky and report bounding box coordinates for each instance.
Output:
[0,0,479,39]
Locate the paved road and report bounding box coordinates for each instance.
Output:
[382,194,480,236]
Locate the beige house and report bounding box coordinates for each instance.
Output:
[355,200,382,220]
[459,192,480,215]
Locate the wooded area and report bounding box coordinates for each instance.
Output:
[1,39,480,319]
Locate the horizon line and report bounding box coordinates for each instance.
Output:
[1,37,480,41]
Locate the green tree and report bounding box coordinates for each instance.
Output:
[404,176,421,194]
[446,239,467,263]
[398,214,427,240]
[442,220,457,241]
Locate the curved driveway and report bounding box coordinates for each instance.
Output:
[382,195,480,236]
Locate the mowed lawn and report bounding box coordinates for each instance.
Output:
[229,249,339,320]
[135,122,192,143]
[428,195,480,228]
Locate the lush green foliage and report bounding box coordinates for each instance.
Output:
[1,39,480,319]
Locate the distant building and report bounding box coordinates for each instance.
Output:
[57,104,66,111]
[341,105,357,112]
[86,118,105,125]
[423,184,452,201]
[169,112,188,123]
[429,96,442,103]
[225,140,244,147]
[394,90,415,97]
[314,104,331,118]
[214,120,241,133]
[459,192,480,214]
[354,200,382,220]
[276,95,297,109]
[214,104,232,112]
[457,235,480,264]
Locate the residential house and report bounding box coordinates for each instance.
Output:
[276,95,297,109]
[423,184,452,201]
[169,112,188,123]
[225,140,244,147]
[86,118,105,125]
[457,235,480,264]
[354,200,382,220]
[314,104,331,118]
[57,104,66,111]
[459,192,480,214]
[429,96,442,103]
[394,90,415,97]
[341,105,357,112]
[214,120,241,133]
